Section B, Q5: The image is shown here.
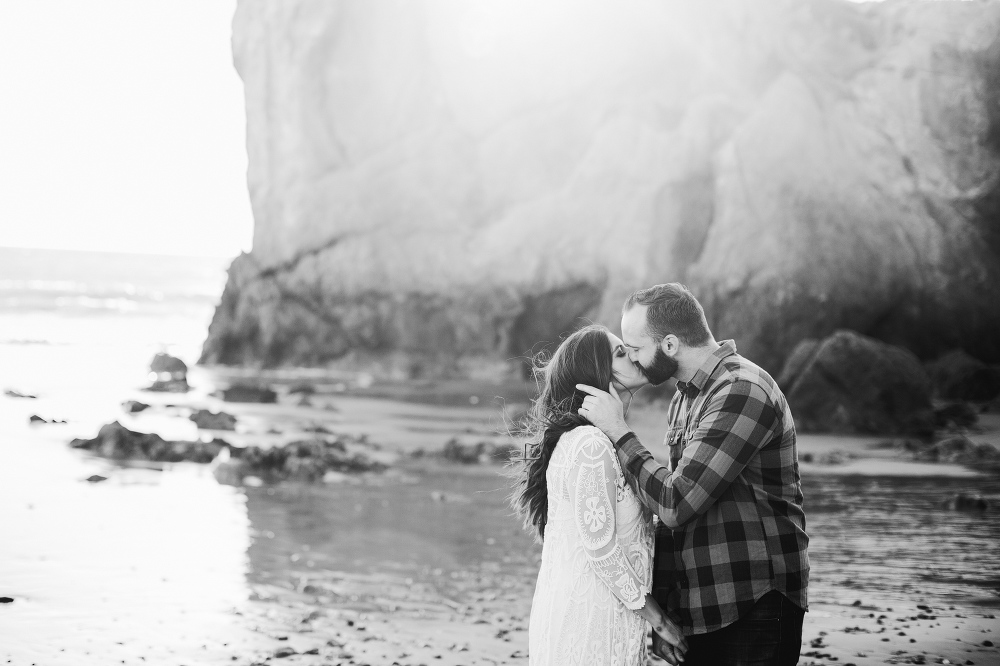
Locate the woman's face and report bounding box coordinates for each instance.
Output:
[607,332,645,391]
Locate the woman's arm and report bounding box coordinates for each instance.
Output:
[568,430,646,609]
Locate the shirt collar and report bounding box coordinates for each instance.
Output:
[677,340,737,397]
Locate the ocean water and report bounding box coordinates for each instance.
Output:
[0,247,249,664]
[0,246,228,392]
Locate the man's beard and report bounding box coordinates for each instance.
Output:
[637,345,678,386]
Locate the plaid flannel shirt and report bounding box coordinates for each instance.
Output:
[615,340,809,635]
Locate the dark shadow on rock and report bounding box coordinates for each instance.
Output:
[508,282,603,377]
[925,350,1000,402]
[932,402,979,430]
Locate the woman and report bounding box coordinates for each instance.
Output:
[511,325,687,665]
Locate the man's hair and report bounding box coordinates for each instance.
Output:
[622,283,713,347]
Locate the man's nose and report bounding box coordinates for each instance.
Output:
[627,348,638,363]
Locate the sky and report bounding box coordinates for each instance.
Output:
[0,0,253,258]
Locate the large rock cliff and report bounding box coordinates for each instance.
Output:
[202,0,1000,377]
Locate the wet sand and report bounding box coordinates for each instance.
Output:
[2,373,999,666]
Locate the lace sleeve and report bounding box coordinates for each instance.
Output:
[568,429,646,611]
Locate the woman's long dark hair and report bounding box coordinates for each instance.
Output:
[509,324,616,542]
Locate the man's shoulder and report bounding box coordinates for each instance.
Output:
[712,353,786,406]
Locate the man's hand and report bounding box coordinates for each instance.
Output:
[653,629,687,665]
[636,594,687,664]
[576,383,630,444]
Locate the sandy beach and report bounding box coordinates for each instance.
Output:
[2,363,998,666]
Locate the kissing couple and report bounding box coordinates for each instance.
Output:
[511,283,810,665]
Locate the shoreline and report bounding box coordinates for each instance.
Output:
[3,371,999,666]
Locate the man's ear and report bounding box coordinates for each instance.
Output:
[660,334,680,356]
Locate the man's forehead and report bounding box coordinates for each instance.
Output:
[620,305,650,344]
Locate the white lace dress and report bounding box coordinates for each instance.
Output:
[528,425,655,666]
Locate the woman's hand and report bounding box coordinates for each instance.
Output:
[636,594,687,664]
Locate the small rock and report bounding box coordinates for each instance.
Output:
[273,646,297,658]
[85,475,108,483]
[28,414,64,424]
[0,597,14,603]
[122,400,150,414]
[189,409,238,431]
[4,389,37,399]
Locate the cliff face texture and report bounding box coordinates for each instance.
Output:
[202,0,1000,377]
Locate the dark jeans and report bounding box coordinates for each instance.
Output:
[682,591,804,666]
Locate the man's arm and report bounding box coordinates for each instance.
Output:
[582,380,779,529]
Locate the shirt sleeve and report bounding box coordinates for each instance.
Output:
[568,429,646,611]
[614,378,779,530]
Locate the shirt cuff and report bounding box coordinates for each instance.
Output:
[613,431,637,449]
[616,434,649,469]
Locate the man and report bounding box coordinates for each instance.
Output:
[577,283,809,665]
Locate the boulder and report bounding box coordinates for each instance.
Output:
[925,350,1000,402]
[200,0,1000,377]
[779,330,934,435]
[189,409,238,431]
[147,353,189,392]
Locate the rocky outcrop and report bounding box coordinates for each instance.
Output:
[71,422,227,463]
[212,436,388,485]
[204,0,1000,376]
[778,330,934,435]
